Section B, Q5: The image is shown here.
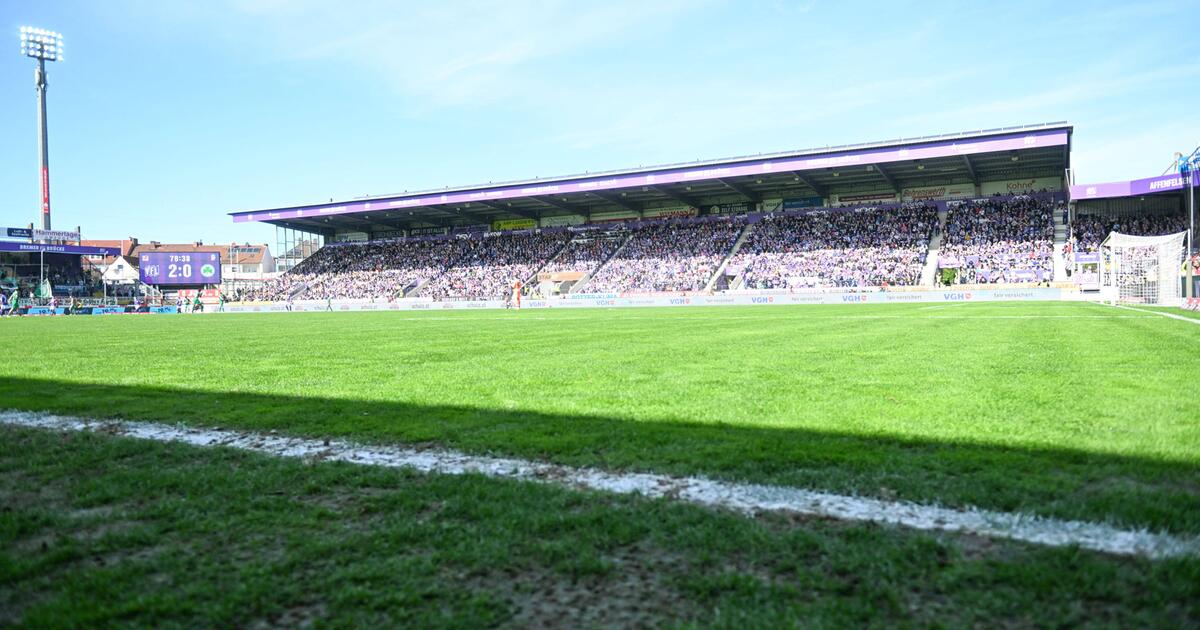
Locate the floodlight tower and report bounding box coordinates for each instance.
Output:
[18,26,63,232]
[1183,148,1199,256]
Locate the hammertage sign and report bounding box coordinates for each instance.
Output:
[33,228,81,241]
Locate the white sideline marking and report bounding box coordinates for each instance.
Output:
[1108,303,1200,326]
[839,314,1152,319]
[2,410,1196,560]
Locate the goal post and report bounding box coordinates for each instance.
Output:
[1099,231,1187,306]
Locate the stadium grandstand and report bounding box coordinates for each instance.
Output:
[221,122,1198,306]
[7,122,1195,312]
[231,123,1101,301]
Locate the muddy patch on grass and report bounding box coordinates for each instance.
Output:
[250,602,328,629]
[458,545,696,628]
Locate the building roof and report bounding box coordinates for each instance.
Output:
[79,240,270,266]
[129,243,270,265]
[81,239,125,250]
[231,122,1072,236]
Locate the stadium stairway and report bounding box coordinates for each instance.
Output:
[1052,208,1069,280]
[524,238,572,286]
[570,231,634,293]
[704,222,755,292]
[411,248,479,297]
[404,278,432,298]
[919,232,943,286]
[919,208,949,286]
[289,281,311,300]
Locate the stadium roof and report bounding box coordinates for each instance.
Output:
[1069,171,1196,201]
[232,122,1072,236]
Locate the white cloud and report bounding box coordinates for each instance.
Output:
[220,0,708,106]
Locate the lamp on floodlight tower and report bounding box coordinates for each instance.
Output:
[18,26,63,233]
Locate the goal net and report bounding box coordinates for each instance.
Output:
[1099,231,1187,306]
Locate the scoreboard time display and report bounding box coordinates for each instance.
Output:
[139,252,222,285]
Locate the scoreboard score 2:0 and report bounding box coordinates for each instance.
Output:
[138,252,222,285]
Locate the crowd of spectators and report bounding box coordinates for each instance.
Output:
[584,219,745,293]
[730,204,937,288]
[1069,213,1188,253]
[540,235,626,274]
[939,197,1058,284]
[1,263,101,298]
[230,196,1155,301]
[420,231,571,299]
[246,239,472,300]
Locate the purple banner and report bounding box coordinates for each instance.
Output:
[233,128,1070,223]
[138,252,222,285]
[1074,253,1101,263]
[1130,172,1195,195]
[0,241,118,256]
[1070,172,1195,200]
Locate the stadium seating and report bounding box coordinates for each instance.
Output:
[248,238,473,300]
[0,263,99,299]
[939,197,1058,283]
[1069,213,1189,253]
[419,231,572,299]
[243,197,1186,300]
[730,203,937,289]
[583,219,745,293]
[540,234,627,275]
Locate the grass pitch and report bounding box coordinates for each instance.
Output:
[2,301,1199,624]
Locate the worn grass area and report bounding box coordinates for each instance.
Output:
[2,426,1198,627]
[0,301,1198,537]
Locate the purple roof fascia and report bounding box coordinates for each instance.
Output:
[1070,172,1196,201]
[233,128,1070,224]
[0,241,118,256]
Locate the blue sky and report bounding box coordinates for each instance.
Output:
[1,0,1198,246]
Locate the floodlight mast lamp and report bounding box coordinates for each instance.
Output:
[18,26,63,233]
